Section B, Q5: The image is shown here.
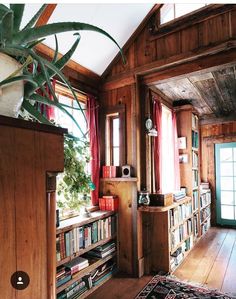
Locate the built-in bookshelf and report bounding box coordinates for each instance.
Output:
[200,189,211,235]
[176,105,201,240]
[139,197,195,273]
[56,210,117,299]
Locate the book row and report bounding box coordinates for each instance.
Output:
[200,190,211,208]
[201,218,211,235]
[169,202,192,228]
[170,235,193,271]
[192,169,198,188]
[200,206,211,223]
[56,215,117,262]
[192,151,198,168]
[193,214,199,237]
[170,219,192,250]
[192,190,198,211]
[192,114,199,130]
[192,130,199,148]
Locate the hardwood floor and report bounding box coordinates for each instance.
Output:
[174,227,236,295]
[88,227,236,298]
[86,274,152,299]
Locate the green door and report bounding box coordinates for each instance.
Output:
[215,142,236,226]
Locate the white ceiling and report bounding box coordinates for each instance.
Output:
[21,4,154,76]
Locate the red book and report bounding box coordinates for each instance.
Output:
[102,195,119,211]
[59,233,66,260]
[99,198,106,210]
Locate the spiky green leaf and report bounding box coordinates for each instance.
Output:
[22,4,47,30]
[22,99,53,125]
[0,4,13,44]
[13,21,125,64]
[0,75,37,87]
[10,4,25,33]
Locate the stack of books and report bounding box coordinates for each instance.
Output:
[90,260,116,286]
[99,195,119,211]
[86,241,116,259]
[57,276,91,299]
[56,265,71,288]
[173,190,186,201]
[102,166,117,178]
[64,256,89,276]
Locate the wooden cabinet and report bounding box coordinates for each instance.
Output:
[0,116,65,299]
[55,211,117,298]
[100,178,138,276]
[139,197,193,273]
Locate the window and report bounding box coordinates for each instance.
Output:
[160,3,208,25]
[161,105,175,193]
[54,84,87,139]
[103,105,126,167]
[106,113,120,166]
[54,84,91,219]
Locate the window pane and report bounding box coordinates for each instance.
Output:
[113,118,120,146]
[175,4,205,18]
[221,162,233,176]
[221,191,234,205]
[221,205,234,220]
[221,177,233,191]
[160,4,174,24]
[234,148,236,161]
[113,147,119,166]
[220,148,233,162]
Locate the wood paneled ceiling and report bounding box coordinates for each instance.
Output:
[154,65,236,121]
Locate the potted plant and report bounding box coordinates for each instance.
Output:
[57,136,95,218]
[0,4,124,137]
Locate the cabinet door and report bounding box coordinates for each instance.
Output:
[0,126,16,298]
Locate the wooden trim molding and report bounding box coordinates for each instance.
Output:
[35,4,57,27]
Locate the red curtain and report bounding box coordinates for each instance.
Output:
[153,98,162,193]
[172,110,180,190]
[86,96,100,206]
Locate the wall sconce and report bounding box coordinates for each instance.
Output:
[145,117,158,137]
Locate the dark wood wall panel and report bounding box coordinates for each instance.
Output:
[181,25,199,53]
[200,121,236,225]
[198,14,230,47]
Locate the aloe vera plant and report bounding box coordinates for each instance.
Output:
[0,4,124,138]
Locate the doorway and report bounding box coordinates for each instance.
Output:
[215,142,236,226]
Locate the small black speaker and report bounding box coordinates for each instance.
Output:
[122,165,131,177]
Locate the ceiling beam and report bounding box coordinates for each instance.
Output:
[35,4,57,27]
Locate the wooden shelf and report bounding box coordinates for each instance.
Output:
[100,177,137,182]
[170,233,193,255]
[138,197,191,213]
[200,215,211,225]
[200,202,211,211]
[56,253,116,294]
[57,210,115,234]
[79,270,116,299]
[57,235,116,267]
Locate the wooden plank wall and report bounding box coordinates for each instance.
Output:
[102,5,236,90]
[200,121,236,225]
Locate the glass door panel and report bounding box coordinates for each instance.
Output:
[215,142,236,226]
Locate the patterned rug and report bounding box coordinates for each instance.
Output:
[135,275,236,299]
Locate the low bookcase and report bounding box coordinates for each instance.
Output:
[56,210,118,299]
[139,197,194,273]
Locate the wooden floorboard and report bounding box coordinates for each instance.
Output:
[174,227,236,295]
[86,227,236,298]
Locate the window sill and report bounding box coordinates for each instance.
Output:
[100,177,138,182]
